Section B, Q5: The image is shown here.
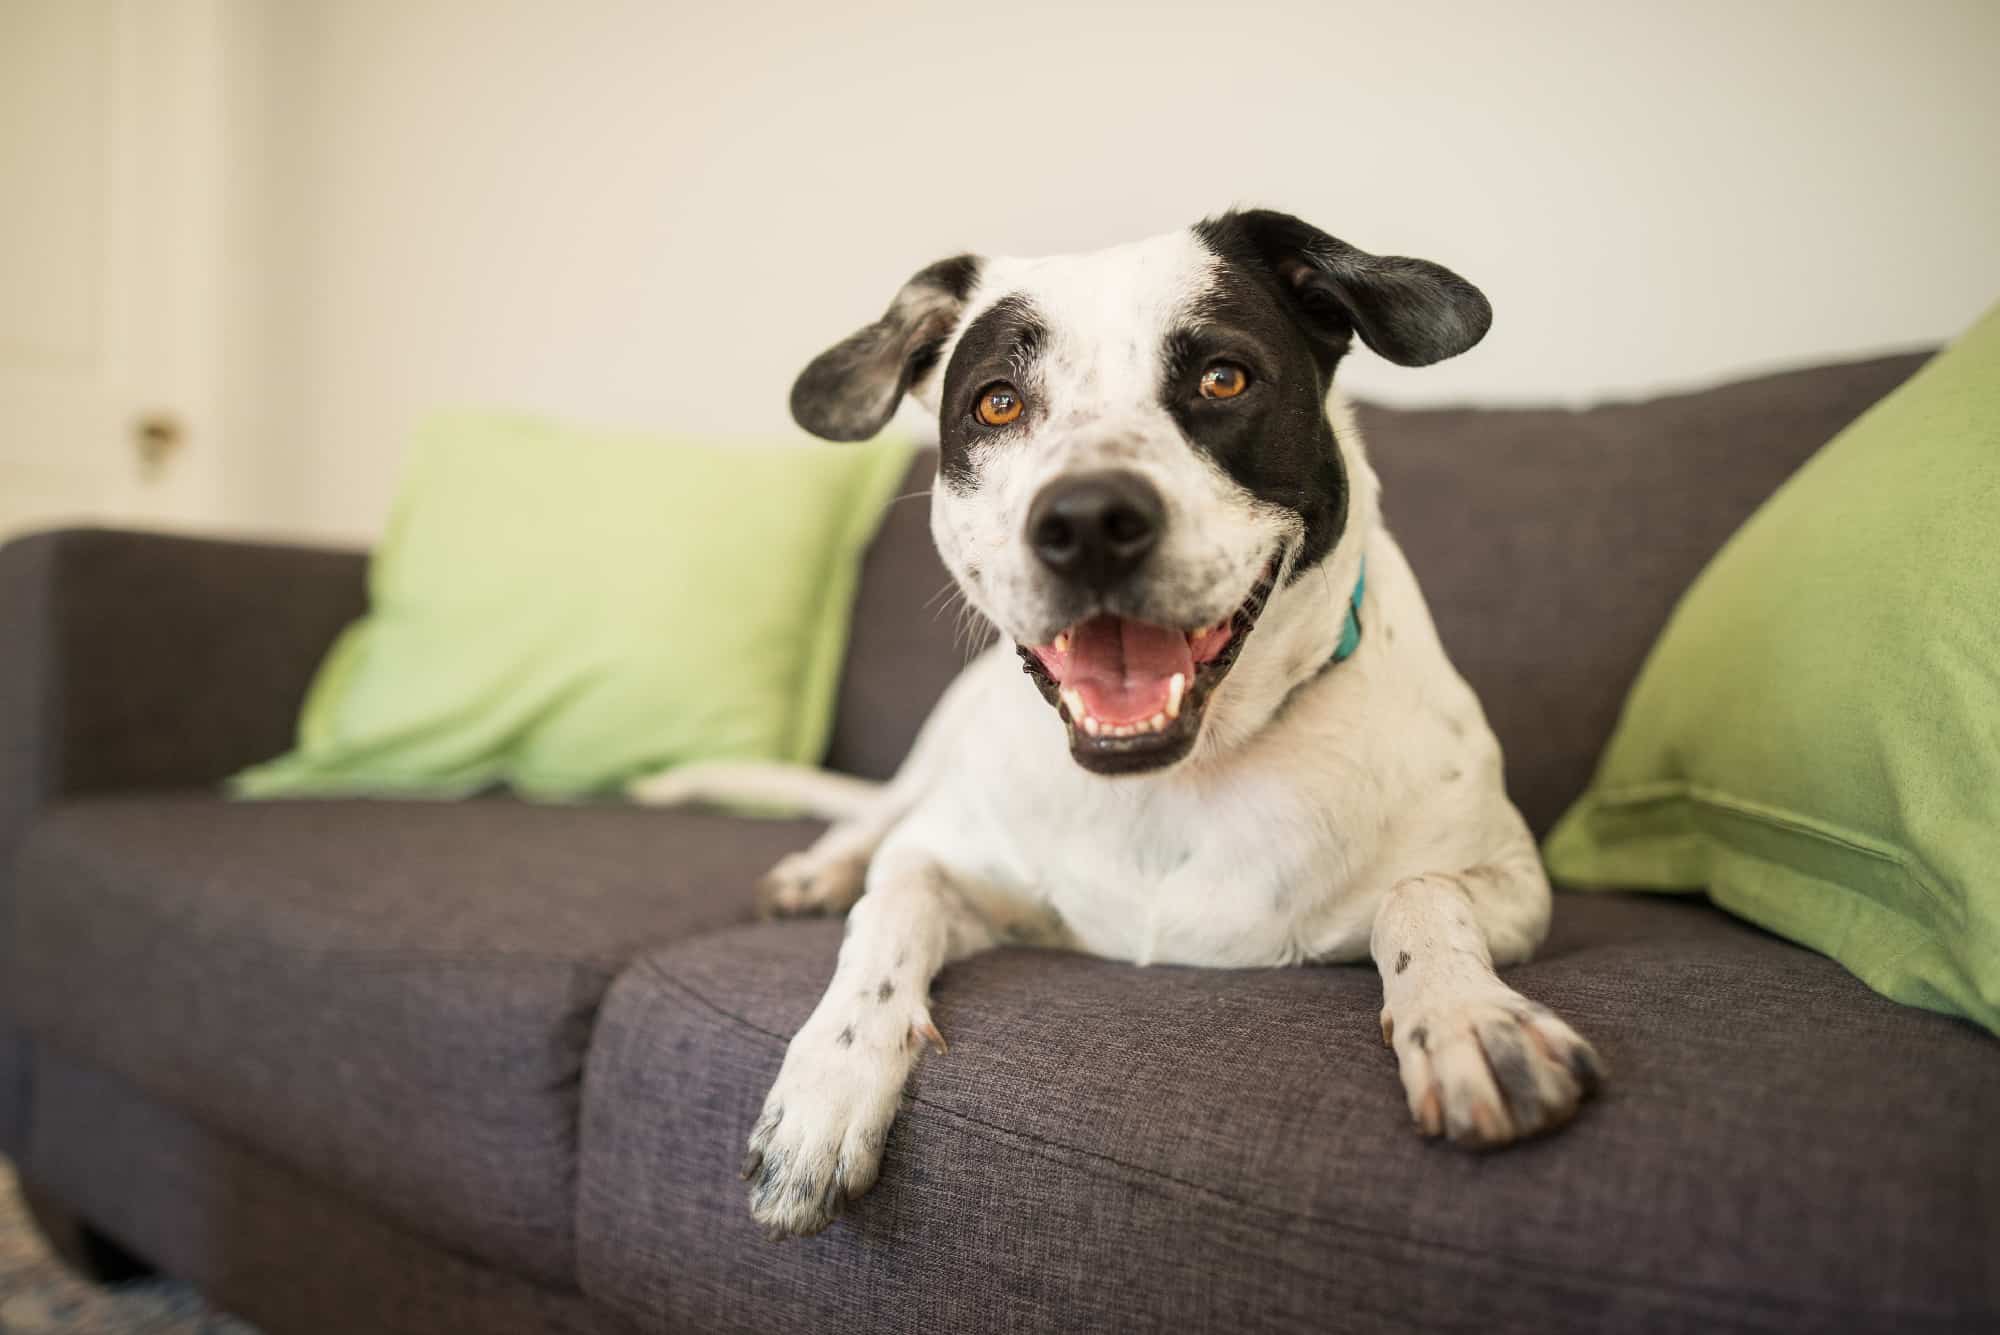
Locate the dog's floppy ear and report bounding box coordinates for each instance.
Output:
[791,255,983,441]
[1204,209,1491,368]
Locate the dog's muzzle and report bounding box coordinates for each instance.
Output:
[1015,563,1274,765]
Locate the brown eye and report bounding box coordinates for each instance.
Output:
[976,382,1024,426]
[1199,363,1250,400]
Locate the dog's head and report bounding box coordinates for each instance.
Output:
[792,209,1489,775]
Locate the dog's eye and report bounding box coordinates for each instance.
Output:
[1199,363,1250,400]
[975,382,1024,427]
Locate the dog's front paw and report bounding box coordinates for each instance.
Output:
[756,848,867,918]
[742,1007,940,1238]
[1386,991,1603,1148]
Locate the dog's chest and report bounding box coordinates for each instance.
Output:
[955,760,1371,968]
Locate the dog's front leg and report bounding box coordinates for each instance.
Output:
[756,650,1000,918]
[1372,865,1604,1147]
[744,850,1002,1238]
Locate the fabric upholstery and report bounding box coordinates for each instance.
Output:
[1364,352,1932,837]
[0,528,365,1162]
[578,892,1999,1334]
[25,1049,634,1335]
[7,793,820,1285]
[822,453,982,782]
[0,530,367,850]
[0,1029,24,1158]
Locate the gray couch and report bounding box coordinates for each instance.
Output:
[3,351,1994,1334]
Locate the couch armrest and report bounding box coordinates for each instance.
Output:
[0,528,367,852]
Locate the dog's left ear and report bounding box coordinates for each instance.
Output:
[1203,209,1491,368]
[791,254,983,441]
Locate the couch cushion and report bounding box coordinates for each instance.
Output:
[577,893,1998,1334]
[24,1050,633,1335]
[5,793,820,1285]
[0,1025,25,1158]
[1361,351,1932,838]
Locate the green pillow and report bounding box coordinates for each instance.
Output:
[1545,304,2000,1035]
[234,414,912,801]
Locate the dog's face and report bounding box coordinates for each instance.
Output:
[793,209,1489,775]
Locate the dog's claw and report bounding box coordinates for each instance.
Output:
[740,1148,763,1181]
[1416,1086,1443,1137]
[912,1015,948,1055]
[1467,1099,1509,1146]
[1567,1042,1606,1095]
[1379,1009,1395,1046]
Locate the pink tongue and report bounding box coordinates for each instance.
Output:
[1064,615,1194,725]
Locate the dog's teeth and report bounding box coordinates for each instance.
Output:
[1061,687,1085,721]
[1081,715,1102,737]
[1149,712,1167,731]
[1166,672,1185,720]
[1053,631,1070,654]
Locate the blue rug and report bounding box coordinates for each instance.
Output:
[0,1161,259,1333]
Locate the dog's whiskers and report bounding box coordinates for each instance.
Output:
[921,579,994,660]
[935,586,995,663]
[923,580,961,614]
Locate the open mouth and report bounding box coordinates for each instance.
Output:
[1015,560,1279,774]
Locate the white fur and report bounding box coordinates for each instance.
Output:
[923,234,1288,654]
[686,229,1604,1237]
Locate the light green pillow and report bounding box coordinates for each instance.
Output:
[235,414,913,801]
[1545,304,2000,1035]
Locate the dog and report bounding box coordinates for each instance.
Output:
[638,208,1604,1240]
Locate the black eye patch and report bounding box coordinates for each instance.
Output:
[1163,271,1348,578]
[936,295,1048,492]
[1161,328,1278,401]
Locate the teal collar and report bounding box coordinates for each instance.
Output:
[1330,558,1367,666]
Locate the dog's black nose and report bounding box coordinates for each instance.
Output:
[1027,470,1164,587]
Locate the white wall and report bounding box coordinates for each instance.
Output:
[237,0,2000,543]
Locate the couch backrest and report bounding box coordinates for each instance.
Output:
[826,351,1930,836]
[822,464,973,784]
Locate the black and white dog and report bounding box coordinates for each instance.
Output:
[639,208,1603,1239]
